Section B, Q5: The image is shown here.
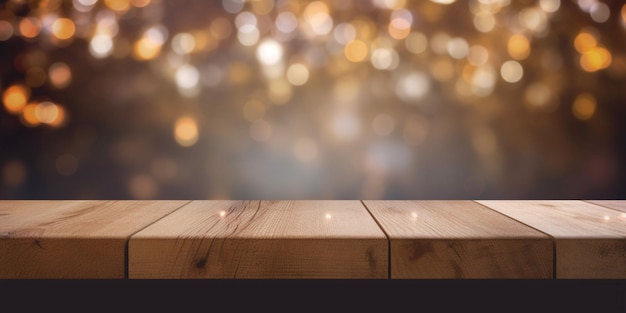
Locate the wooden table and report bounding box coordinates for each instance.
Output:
[1,200,624,279]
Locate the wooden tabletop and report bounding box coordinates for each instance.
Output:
[0,200,624,279]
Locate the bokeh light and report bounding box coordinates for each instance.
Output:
[0,0,625,200]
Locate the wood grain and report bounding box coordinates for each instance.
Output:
[129,200,388,278]
[586,200,626,213]
[477,200,626,278]
[0,200,188,278]
[363,200,552,278]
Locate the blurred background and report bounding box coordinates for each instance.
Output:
[1,0,625,200]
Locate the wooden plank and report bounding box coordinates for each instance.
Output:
[477,200,626,279]
[586,200,626,213]
[0,200,188,278]
[129,200,388,278]
[363,200,552,278]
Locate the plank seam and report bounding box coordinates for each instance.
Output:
[360,200,391,279]
[124,200,193,279]
[582,200,626,214]
[471,200,557,279]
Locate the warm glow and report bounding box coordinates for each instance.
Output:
[344,40,368,62]
[574,32,597,54]
[133,37,162,60]
[219,210,226,217]
[174,117,199,147]
[105,0,131,12]
[286,63,310,86]
[90,34,114,58]
[52,18,75,40]
[580,46,611,72]
[508,34,530,60]
[21,103,40,127]
[2,85,30,114]
[256,39,283,66]
[19,17,41,38]
[34,102,59,124]
[572,93,597,120]
[500,60,524,83]
[49,63,72,89]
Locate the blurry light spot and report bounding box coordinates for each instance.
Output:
[574,31,597,53]
[411,212,418,219]
[257,39,283,66]
[0,20,14,41]
[251,0,274,15]
[89,34,113,58]
[2,84,30,114]
[431,0,456,4]
[331,113,360,141]
[128,174,157,199]
[52,18,75,40]
[235,11,257,29]
[276,11,298,33]
[620,213,626,219]
[286,63,310,86]
[303,1,333,36]
[590,2,610,23]
[325,213,332,220]
[133,37,162,60]
[293,137,318,163]
[388,9,412,40]
[471,66,496,96]
[405,32,428,54]
[519,8,548,33]
[603,215,610,221]
[21,103,40,127]
[473,13,495,33]
[3,160,27,187]
[176,64,200,89]
[223,0,245,14]
[396,72,430,101]
[268,79,292,104]
[580,46,611,72]
[34,101,59,124]
[25,67,46,87]
[237,24,260,46]
[219,210,227,217]
[174,117,199,147]
[131,0,151,7]
[344,40,368,62]
[56,154,78,176]
[48,62,72,88]
[468,45,489,66]
[250,119,272,142]
[447,37,469,59]
[372,114,395,136]
[371,48,399,70]
[104,0,131,12]
[507,34,530,60]
[539,0,561,12]
[334,23,356,45]
[524,82,552,109]
[500,60,524,83]
[572,93,596,120]
[19,17,41,38]
[172,32,196,55]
